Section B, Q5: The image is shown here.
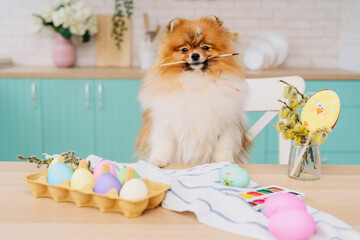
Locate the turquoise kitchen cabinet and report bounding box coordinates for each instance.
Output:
[94,80,142,162]
[252,80,360,165]
[40,80,96,159]
[1,78,359,164]
[0,79,43,161]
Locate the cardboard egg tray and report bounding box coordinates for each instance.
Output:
[22,171,171,217]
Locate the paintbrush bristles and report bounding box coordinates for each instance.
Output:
[160,53,239,67]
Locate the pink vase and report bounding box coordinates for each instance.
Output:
[52,34,76,68]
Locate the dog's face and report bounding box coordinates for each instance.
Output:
[158,16,239,75]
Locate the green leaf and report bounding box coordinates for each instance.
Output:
[55,4,64,11]
[58,26,72,39]
[82,30,90,43]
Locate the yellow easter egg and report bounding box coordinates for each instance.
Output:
[70,168,95,190]
[301,90,340,131]
[49,156,75,171]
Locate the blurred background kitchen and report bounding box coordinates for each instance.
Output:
[1,0,359,164]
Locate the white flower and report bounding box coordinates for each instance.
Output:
[70,21,87,35]
[30,15,43,33]
[41,7,53,23]
[86,15,98,35]
[72,2,91,22]
[52,6,72,27]
[56,0,72,5]
[34,0,97,37]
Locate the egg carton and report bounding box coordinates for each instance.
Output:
[22,171,171,217]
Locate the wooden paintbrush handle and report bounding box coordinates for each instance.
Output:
[289,137,312,176]
[160,60,186,67]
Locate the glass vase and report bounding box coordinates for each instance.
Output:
[288,140,321,180]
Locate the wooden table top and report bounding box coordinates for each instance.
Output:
[1,162,360,240]
[1,66,360,80]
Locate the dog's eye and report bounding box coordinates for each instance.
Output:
[202,46,210,51]
[181,48,188,53]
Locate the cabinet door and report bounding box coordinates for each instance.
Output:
[94,80,142,162]
[0,79,43,161]
[41,80,95,159]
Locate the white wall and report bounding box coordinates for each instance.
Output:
[339,0,360,73]
[0,0,352,68]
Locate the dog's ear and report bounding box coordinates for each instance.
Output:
[202,15,223,26]
[167,18,182,33]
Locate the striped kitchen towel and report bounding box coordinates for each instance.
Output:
[86,155,360,240]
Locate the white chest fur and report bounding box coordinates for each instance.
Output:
[139,72,248,164]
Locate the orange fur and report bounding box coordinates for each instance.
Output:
[135,109,152,159]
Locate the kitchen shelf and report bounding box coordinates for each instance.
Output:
[1,66,360,80]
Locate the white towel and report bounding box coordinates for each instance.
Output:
[86,155,360,240]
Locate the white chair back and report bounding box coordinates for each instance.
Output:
[245,76,306,164]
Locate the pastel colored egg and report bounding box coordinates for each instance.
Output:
[268,209,316,240]
[48,156,75,171]
[70,168,95,190]
[47,162,73,185]
[219,164,250,188]
[93,160,117,180]
[120,179,148,201]
[94,173,122,195]
[263,192,306,218]
[116,167,140,185]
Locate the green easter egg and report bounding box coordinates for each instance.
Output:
[116,168,140,185]
[219,164,250,188]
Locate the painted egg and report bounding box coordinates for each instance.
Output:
[93,160,117,179]
[219,164,250,188]
[268,209,316,240]
[70,168,95,190]
[94,173,122,195]
[120,179,148,201]
[263,192,306,218]
[301,90,340,131]
[116,167,140,185]
[48,156,75,171]
[47,162,73,185]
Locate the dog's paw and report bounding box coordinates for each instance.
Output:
[148,157,169,168]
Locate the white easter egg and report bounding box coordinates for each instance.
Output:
[120,179,148,201]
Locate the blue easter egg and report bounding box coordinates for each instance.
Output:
[219,164,250,188]
[47,162,73,185]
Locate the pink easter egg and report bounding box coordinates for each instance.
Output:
[268,209,316,240]
[93,160,117,179]
[263,192,306,218]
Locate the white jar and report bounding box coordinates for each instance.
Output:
[139,40,156,69]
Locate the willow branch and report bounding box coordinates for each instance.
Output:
[277,99,292,110]
[279,80,306,99]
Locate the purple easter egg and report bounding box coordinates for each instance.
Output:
[94,173,122,195]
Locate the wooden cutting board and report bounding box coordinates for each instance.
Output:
[95,15,131,67]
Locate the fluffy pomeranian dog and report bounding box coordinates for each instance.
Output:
[136,16,251,167]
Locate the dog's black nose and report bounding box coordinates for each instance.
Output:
[191,53,200,61]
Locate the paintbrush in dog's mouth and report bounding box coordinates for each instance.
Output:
[160,53,239,67]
